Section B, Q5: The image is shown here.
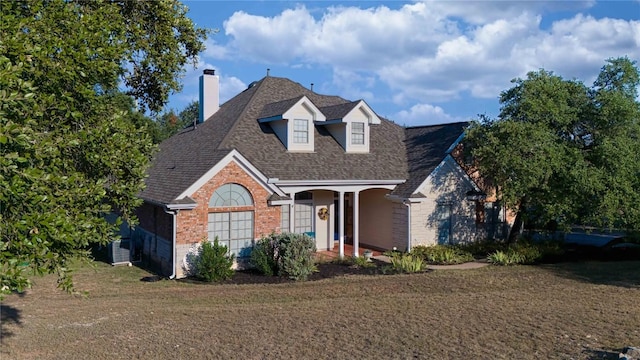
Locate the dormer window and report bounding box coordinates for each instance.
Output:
[351,122,365,145]
[293,119,309,144]
[258,96,324,152]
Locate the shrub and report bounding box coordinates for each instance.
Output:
[488,240,565,265]
[279,233,317,281]
[251,236,279,276]
[487,249,522,265]
[192,238,235,282]
[389,253,427,273]
[350,255,376,268]
[412,245,473,265]
[458,241,507,258]
[251,232,317,281]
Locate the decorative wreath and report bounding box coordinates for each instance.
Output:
[318,207,329,221]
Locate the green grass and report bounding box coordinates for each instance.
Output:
[2,260,639,359]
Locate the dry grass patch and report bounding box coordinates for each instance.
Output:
[2,260,639,359]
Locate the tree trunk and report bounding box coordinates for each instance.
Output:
[507,201,526,244]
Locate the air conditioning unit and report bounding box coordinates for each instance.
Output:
[108,239,131,266]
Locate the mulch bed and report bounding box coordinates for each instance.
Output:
[176,259,392,285]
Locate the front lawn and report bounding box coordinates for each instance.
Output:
[2,260,639,359]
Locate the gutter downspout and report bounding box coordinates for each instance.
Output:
[403,200,411,252]
[164,208,178,279]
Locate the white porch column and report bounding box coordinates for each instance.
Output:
[289,192,296,233]
[338,191,345,258]
[353,190,360,257]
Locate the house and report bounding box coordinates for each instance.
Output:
[134,70,508,278]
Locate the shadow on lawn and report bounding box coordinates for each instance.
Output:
[1,302,22,341]
[541,246,640,288]
[581,347,620,360]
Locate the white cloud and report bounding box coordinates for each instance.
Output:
[224,7,316,64]
[220,76,246,104]
[210,2,639,112]
[327,68,376,102]
[202,38,229,60]
[424,0,594,25]
[394,103,463,126]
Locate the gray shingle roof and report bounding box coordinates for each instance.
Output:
[219,77,407,183]
[258,96,304,119]
[318,101,359,120]
[142,76,463,205]
[391,122,469,198]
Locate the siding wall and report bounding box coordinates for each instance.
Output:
[410,158,478,246]
[359,188,394,249]
[391,202,409,251]
[313,190,334,251]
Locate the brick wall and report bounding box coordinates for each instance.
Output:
[175,160,281,247]
[136,202,172,240]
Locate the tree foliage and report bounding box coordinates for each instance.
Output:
[152,100,199,143]
[0,0,207,297]
[466,57,640,238]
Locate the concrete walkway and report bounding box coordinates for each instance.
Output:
[373,255,490,270]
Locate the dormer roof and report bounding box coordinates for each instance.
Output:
[317,100,381,124]
[258,95,326,123]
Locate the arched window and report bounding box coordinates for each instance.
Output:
[207,184,254,257]
[209,183,253,207]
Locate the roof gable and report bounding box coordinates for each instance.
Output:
[258,95,326,123]
[391,121,469,198]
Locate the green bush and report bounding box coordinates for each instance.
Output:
[350,255,376,268]
[457,241,507,257]
[251,232,317,281]
[412,245,473,265]
[488,240,564,265]
[251,236,279,276]
[487,249,522,265]
[389,253,427,273]
[193,238,235,282]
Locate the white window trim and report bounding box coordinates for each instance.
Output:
[293,119,309,144]
[351,122,365,145]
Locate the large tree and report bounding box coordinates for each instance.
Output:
[465,57,640,241]
[0,0,207,297]
[153,100,199,143]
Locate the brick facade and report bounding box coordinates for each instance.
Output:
[175,160,282,247]
[136,202,172,241]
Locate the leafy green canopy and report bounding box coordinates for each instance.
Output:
[466,57,640,235]
[0,0,207,297]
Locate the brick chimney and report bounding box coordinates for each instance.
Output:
[199,69,219,123]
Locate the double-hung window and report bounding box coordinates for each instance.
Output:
[351,122,365,145]
[293,119,308,144]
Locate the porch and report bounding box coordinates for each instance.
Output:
[315,242,385,262]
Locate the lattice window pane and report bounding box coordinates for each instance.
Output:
[293,119,308,144]
[209,184,253,207]
[294,203,313,234]
[281,205,289,232]
[351,122,365,145]
[208,211,254,257]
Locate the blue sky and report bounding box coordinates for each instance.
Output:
[167,0,640,126]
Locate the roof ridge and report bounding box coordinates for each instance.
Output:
[404,121,469,130]
[218,77,267,149]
